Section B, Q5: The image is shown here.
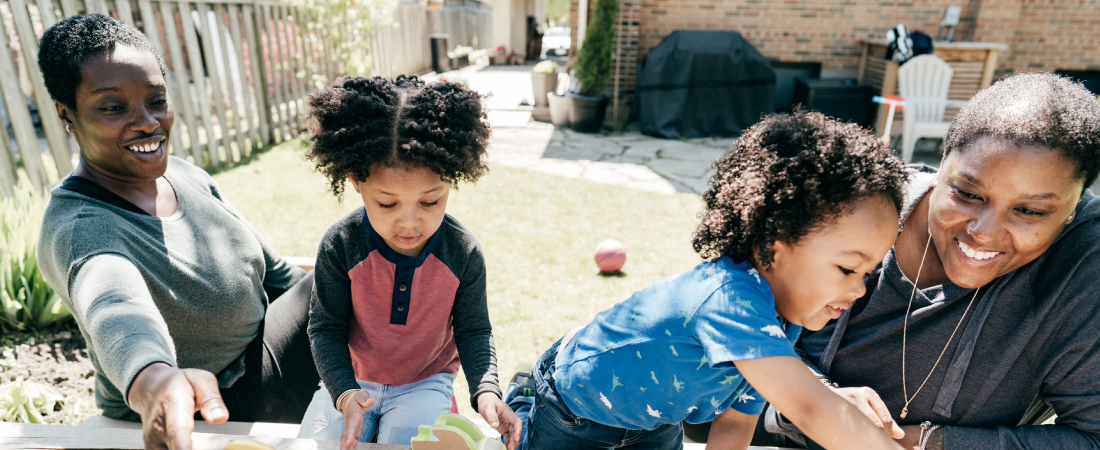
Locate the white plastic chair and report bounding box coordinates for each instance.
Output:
[897,55,967,162]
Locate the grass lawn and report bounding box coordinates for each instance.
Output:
[212,138,705,418]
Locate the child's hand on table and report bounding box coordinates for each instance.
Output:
[338,390,376,450]
[477,391,522,450]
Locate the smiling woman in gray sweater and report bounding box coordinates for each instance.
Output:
[35,14,319,450]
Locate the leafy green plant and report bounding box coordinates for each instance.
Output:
[293,0,398,81]
[533,60,560,75]
[0,377,63,423]
[0,182,71,332]
[573,0,619,96]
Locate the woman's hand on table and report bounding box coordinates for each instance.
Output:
[128,363,229,450]
[828,386,906,440]
[337,390,376,450]
[477,391,522,450]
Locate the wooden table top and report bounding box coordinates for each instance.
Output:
[0,422,408,450]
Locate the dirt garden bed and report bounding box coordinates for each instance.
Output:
[1,332,99,424]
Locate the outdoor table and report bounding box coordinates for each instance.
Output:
[1,420,797,449]
[857,38,1009,134]
[0,421,407,449]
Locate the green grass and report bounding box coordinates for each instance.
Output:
[212,138,705,418]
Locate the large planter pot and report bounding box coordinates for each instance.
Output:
[531,72,558,107]
[548,93,570,127]
[566,93,609,133]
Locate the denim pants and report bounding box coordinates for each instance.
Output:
[508,339,684,450]
[297,372,456,445]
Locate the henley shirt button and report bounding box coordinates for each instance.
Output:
[397,305,405,312]
[399,284,408,292]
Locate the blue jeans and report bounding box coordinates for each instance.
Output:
[297,372,456,445]
[508,339,684,450]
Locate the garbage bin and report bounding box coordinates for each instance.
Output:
[792,78,874,128]
[430,34,450,73]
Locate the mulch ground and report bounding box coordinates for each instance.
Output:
[0,331,99,424]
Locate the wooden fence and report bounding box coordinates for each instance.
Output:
[0,0,492,197]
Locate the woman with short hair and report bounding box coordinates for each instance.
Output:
[761,73,1100,449]
[35,14,319,450]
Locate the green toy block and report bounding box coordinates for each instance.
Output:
[410,413,505,450]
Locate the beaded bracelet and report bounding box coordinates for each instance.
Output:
[914,421,941,450]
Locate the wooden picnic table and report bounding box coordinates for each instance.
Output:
[1,420,797,449]
[0,422,408,450]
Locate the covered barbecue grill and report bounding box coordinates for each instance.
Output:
[637,30,776,139]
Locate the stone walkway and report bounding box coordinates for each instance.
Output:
[451,62,1003,195]
[487,122,733,195]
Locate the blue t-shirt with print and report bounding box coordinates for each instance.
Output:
[553,257,802,430]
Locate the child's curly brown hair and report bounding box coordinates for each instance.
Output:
[693,110,909,268]
[305,75,490,199]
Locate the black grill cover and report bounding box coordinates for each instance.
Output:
[637,30,776,139]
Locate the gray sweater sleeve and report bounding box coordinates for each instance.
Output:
[69,253,176,406]
[450,242,500,411]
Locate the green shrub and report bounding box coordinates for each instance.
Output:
[0,182,71,332]
[533,60,559,74]
[573,0,619,96]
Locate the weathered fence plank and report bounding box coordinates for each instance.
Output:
[158,0,203,163]
[114,0,132,24]
[213,3,244,159]
[0,0,485,193]
[10,0,74,178]
[177,0,219,165]
[240,2,269,145]
[136,0,187,158]
[196,1,232,163]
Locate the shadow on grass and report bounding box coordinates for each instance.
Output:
[597,271,627,278]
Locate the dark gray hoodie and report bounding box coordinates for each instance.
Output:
[767,166,1100,449]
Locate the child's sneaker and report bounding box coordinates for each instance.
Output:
[505,363,535,402]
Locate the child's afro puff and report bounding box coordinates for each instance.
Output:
[305,75,490,198]
[693,110,908,267]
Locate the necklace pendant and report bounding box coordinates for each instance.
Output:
[900,407,908,419]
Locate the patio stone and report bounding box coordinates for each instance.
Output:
[527,159,588,178]
[664,173,712,194]
[582,165,634,185]
[607,163,664,181]
[647,158,712,178]
[543,145,615,161]
[622,179,679,194]
[656,145,727,163]
[597,154,649,165]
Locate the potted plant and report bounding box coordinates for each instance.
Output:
[567,0,619,132]
[531,60,559,107]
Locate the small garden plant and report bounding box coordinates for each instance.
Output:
[0,181,72,333]
[572,0,619,96]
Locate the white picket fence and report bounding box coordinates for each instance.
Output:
[0,0,491,196]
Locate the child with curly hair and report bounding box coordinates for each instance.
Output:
[296,75,520,450]
[506,111,911,450]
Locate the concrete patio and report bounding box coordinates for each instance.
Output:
[443,62,1099,195]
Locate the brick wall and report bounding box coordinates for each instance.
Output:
[569,0,1100,100]
[999,0,1100,72]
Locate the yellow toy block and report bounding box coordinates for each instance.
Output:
[410,413,505,450]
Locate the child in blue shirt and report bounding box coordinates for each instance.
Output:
[508,111,911,450]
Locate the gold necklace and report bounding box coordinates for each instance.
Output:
[900,231,980,419]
